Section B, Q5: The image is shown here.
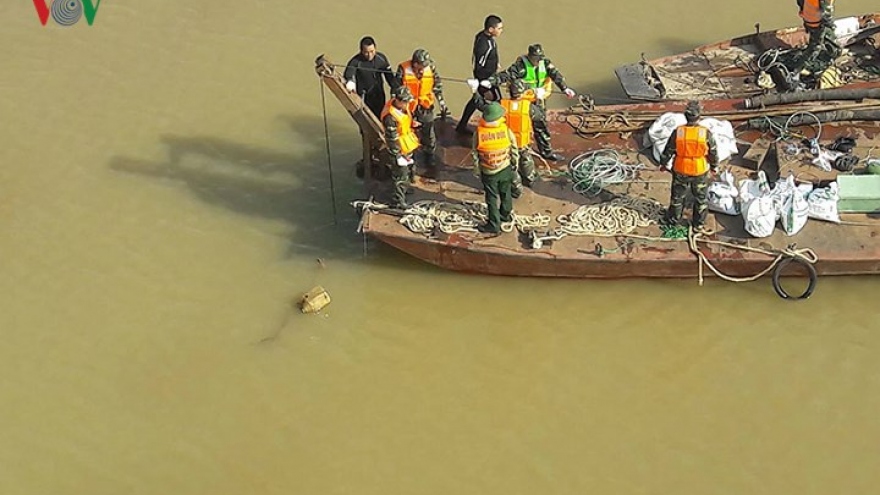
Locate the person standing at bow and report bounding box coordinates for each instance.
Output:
[659,101,719,234]
[381,86,421,209]
[488,44,577,162]
[456,14,504,136]
[343,36,395,118]
[798,0,839,58]
[472,102,519,234]
[395,49,446,168]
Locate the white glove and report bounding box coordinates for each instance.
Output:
[479,80,492,89]
[406,156,415,165]
[345,80,356,92]
[535,88,547,100]
[466,78,479,93]
[396,156,408,166]
[564,88,576,99]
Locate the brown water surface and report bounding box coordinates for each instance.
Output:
[2,1,879,493]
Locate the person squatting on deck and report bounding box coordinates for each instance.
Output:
[659,101,719,233]
[472,102,519,234]
[343,36,395,118]
[797,0,840,59]
[456,14,504,136]
[395,49,447,168]
[471,79,541,197]
[381,86,421,209]
[487,44,576,161]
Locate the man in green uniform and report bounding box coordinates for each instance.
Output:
[381,86,420,209]
[796,0,840,73]
[659,101,719,233]
[485,44,576,161]
[472,102,519,234]
[394,49,446,168]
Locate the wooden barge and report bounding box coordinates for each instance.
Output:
[615,12,880,101]
[315,55,880,285]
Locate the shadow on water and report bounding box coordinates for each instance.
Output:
[109,114,381,262]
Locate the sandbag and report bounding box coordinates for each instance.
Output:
[777,175,811,236]
[646,114,738,168]
[707,170,739,215]
[739,171,776,238]
[645,112,686,168]
[807,182,841,223]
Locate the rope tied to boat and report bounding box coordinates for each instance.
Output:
[687,229,819,299]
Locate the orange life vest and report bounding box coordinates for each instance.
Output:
[800,0,833,28]
[381,101,420,156]
[399,60,436,112]
[475,120,512,174]
[500,98,532,148]
[672,125,710,176]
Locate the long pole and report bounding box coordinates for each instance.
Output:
[319,79,339,224]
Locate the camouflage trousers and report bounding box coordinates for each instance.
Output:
[413,106,436,161]
[481,166,515,232]
[666,171,709,227]
[390,155,414,208]
[531,101,554,157]
[510,146,538,195]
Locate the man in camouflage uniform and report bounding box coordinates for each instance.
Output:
[659,101,719,233]
[486,44,576,161]
[472,102,520,234]
[796,0,840,72]
[381,86,420,209]
[394,49,447,167]
[471,79,538,198]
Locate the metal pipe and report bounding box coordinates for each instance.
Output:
[744,88,880,109]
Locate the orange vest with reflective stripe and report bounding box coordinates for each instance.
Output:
[500,98,532,148]
[381,102,420,156]
[400,61,435,111]
[475,120,512,174]
[673,126,709,176]
[800,0,833,28]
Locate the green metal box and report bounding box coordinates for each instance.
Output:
[838,175,880,213]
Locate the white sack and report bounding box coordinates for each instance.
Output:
[707,169,739,215]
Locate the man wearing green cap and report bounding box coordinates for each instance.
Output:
[659,101,719,233]
[381,86,421,209]
[472,102,519,234]
[486,43,576,161]
[395,48,446,168]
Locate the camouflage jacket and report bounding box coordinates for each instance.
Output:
[393,63,445,106]
[491,55,569,92]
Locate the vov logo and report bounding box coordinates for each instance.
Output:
[32,0,102,26]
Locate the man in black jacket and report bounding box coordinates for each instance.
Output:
[343,36,395,118]
[455,15,504,136]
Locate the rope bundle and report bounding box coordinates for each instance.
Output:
[398,200,550,235]
[568,149,644,195]
[557,196,665,236]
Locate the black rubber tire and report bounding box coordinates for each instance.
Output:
[772,257,818,300]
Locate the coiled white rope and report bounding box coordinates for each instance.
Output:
[568,149,644,196]
[398,200,550,235]
[556,196,665,236]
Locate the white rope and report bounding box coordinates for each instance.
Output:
[556,196,665,236]
[568,149,644,195]
[397,200,551,235]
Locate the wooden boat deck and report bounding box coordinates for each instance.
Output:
[616,13,880,101]
[360,115,880,279]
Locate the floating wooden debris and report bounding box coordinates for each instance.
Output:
[299,286,331,314]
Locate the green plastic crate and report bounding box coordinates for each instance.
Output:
[838,175,880,213]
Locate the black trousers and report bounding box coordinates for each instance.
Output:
[457,86,501,129]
